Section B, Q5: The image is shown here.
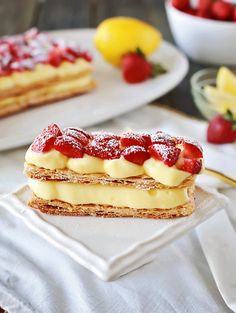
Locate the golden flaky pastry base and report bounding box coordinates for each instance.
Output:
[0,76,95,118]
[29,188,195,219]
[25,163,196,219]
[24,163,195,190]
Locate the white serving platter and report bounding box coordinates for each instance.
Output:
[0,185,227,281]
[0,29,188,151]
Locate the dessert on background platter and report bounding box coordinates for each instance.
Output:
[24,124,203,219]
[0,25,188,150]
[0,28,95,117]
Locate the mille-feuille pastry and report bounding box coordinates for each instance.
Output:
[0,28,95,117]
[24,124,204,219]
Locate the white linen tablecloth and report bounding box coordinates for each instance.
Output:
[0,105,235,313]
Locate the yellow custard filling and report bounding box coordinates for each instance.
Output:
[0,74,93,108]
[25,149,191,187]
[28,179,189,209]
[0,58,92,92]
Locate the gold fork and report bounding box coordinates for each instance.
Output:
[205,168,236,188]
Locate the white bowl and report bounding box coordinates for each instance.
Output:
[165,0,236,65]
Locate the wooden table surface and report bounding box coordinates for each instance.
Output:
[0,1,210,312]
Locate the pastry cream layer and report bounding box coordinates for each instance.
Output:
[0,74,93,108]
[28,179,189,209]
[0,59,92,93]
[26,149,191,187]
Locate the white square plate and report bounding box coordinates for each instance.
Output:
[0,185,227,281]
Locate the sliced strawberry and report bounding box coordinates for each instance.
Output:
[54,135,84,158]
[64,127,91,138]
[78,51,92,62]
[151,131,176,146]
[31,123,62,153]
[148,144,180,167]
[139,133,152,146]
[31,132,56,153]
[120,133,147,148]
[60,49,75,63]
[48,48,62,67]
[63,127,89,146]
[122,146,150,165]
[86,138,121,160]
[92,132,120,142]
[176,158,202,174]
[42,123,62,137]
[177,137,203,158]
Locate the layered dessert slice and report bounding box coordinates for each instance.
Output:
[24,124,204,219]
[0,28,95,117]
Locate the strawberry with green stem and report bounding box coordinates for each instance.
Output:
[121,48,166,84]
[207,110,236,144]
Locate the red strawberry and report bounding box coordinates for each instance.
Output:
[211,1,233,20]
[197,8,212,18]
[48,48,62,67]
[121,49,151,84]
[92,132,120,142]
[177,137,203,158]
[207,112,236,144]
[64,127,91,138]
[151,131,176,146]
[77,51,92,62]
[122,146,150,165]
[60,49,75,63]
[120,133,147,148]
[42,123,62,137]
[140,133,152,146]
[31,123,62,153]
[86,138,121,160]
[148,144,181,167]
[176,158,202,174]
[54,135,84,158]
[199,0,212,13]
[233,7,236,21]
[184,7,197,15]
[63,127,89,146]
[31,133,56,153]
[172,0,189,11]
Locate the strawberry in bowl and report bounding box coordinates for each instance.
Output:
[166,0,236,65]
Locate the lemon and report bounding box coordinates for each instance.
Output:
[204,85,236,117]
[216,67,236,96]
[94,17,162,66]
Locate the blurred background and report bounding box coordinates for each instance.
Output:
[0,0,209,117]
[0,0,171,35]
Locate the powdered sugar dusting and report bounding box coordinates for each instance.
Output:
[149,144,180,167]
[31,126,203,171]
[86,138,121,160]
[151,132,176,145]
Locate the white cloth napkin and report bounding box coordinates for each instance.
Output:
[0,105,235,313]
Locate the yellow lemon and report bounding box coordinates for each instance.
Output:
[216,67,236,96]
[94,17,162,66]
